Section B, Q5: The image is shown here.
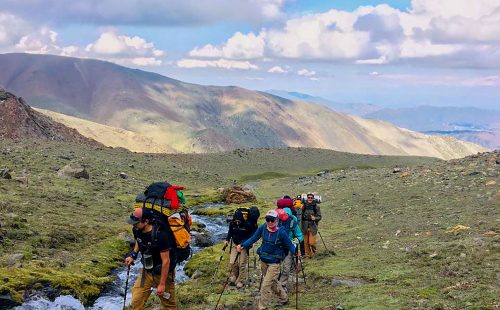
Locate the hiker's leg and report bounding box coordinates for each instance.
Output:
[304,229,312,257]
[310,232,318,255]
[229,246,239,283]
[279,252,293,289]
[259,262,272,310]
[155,271,176,310]
[237,248,249,285]
[131,270,153,310]
[268,263,288,303]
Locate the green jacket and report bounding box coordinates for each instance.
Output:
[300,202,321,235]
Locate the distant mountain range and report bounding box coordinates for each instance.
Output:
[265,89,382,116]
[267,90,499,150]
[0,53,487,159]
[365,106,500,150]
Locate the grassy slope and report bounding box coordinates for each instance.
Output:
[1,139,497,309]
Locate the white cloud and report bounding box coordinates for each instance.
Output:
[297,69,316,77]
[0,13,35,47]
[183,0,500,68]
[177,58,258,70]
[267,66,287,73]
[2,0,288,26]
[189,32,265,60]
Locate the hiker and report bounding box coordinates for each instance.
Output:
[125,208,176,310]
[276,195,296,216]
[293,195,304,226]
[301,192,322,258]
[236,210,296,310]
[276,208,303,291]
[224,208,257,288]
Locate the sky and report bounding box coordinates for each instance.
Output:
[1,0,500,110]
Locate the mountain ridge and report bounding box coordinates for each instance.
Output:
[0,53,487,159]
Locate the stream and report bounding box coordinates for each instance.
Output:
[14,207,228,310]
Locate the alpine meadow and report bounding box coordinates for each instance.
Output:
[0,1,499,310]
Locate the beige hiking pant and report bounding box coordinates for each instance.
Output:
[131,269,176,310]
[303,228,317,257]
[229,246,249,285]
[259,262,288,310]
[279,251,295,290]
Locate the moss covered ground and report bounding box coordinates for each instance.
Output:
[1,139,497,309]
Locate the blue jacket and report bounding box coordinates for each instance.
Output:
[283,208,303,242]
[242,223,296,264]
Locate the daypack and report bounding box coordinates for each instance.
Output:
[149,208,192,265]
[141,181,186,210]
[232,206,260,233]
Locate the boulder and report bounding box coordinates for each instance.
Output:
[193,234,213,247]
[119,172,128,179]
[7,253,24,266]
[57,164,89,179]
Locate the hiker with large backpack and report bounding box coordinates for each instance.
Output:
[236,210,296,310]
[275,208,303,291]
[223,206,259,288]
[125,208,177,310]
[300,192,322,258]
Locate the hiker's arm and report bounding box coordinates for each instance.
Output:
[239,225,262,250]
[315,205,322,221]
[125,242,139,267]
[225,223,233,246]
[281,229,297,255]
[293,218,304,242]
[157,250,170,296]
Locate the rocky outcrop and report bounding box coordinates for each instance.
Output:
[222,186,257,204]
[0,89,102,147]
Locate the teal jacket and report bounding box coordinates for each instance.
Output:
[283,208,303,242]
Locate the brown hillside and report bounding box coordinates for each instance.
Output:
[0,53,487,159]
[0,89,102,147]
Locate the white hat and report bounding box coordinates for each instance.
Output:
[265,210,278,218]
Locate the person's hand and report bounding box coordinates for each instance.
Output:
[125,256,134,267]
[156,283,165,296]
[297,250,302,257]
[310,215,316,221]
[236,245,243,252]
[224,240,229,247]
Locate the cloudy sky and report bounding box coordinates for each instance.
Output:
[1,0,500,109]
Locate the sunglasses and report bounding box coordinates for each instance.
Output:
[307,196,314,199]
[265,216,276,222]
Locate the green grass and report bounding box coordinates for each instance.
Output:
[0,139,497,309]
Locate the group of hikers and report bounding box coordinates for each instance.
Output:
[124,183,322,310]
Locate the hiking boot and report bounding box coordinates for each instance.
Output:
[276,299,289,307]
[236,282,244,289]
[229,275,236,285]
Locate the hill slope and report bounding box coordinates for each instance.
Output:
[0,90,101,147]
[0,53,486,159]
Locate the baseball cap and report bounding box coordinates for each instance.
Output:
[266,210,278,218]
[127,208,143,225]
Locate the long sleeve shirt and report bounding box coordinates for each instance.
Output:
[241,224,296,264]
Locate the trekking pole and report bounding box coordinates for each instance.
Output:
[210,243,228,286]
[298,256,307,286]
[295,254,299,310]
[215,252,240,309]
[123,265,131,310]
[314,222,336,255]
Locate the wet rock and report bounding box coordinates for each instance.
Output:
[0,168,11,179]
[0,294,21,308]
[194,234,213,247]
[57,164,89,179]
